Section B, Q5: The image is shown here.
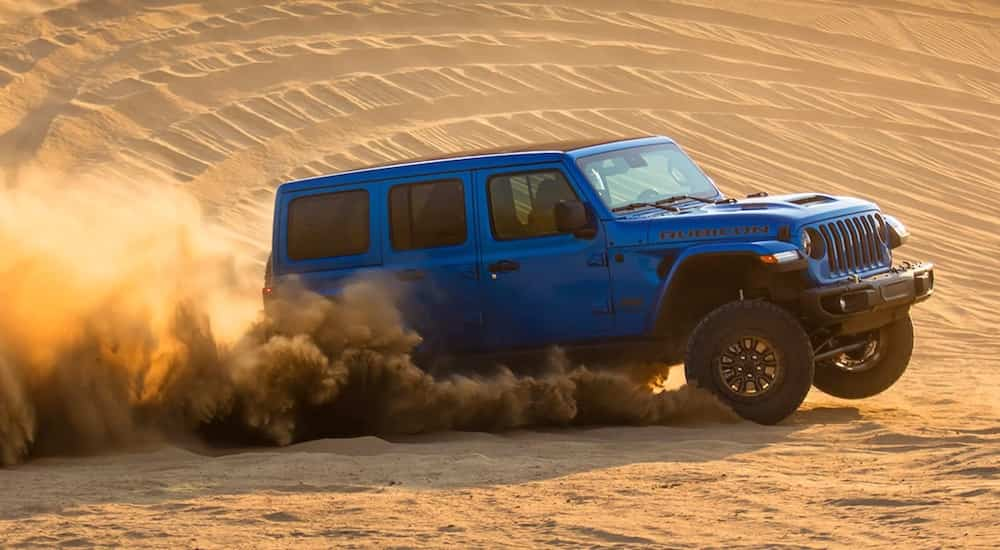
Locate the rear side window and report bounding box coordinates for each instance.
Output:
[287,190,369,261]
[389,179,467,250]
[487,170,577,240]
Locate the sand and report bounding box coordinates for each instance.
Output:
[1,0,998,547]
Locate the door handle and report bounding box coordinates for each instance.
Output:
[395,269,425,282]
[487,260,520,273]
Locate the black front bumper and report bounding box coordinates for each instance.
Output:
[801,262,934,331]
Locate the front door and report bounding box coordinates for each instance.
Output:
[381,172,483,353]
[475,163,613,351]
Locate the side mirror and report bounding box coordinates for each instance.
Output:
[555,200,596,239]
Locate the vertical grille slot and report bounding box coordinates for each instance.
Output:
[814,214,889,275]
[820,225,836,271]
[861,216,879,263]
[826,222,844,272]
[852,218,870,265]
[838,220,854,268]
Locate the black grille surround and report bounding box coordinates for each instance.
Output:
[813,213,891,276]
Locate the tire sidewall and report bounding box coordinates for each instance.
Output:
[685,301,814,424]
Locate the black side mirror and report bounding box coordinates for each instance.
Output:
[555,200,596,239]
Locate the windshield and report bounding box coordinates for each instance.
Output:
[577,143,718,210]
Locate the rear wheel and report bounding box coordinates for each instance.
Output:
[813,315,913,399]
[685,301,814,424]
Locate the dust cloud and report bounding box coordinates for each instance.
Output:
[0,169,730,466]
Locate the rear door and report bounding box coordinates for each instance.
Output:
[275,184,382,295]
[381,172,484,353]
[474,163,613,351]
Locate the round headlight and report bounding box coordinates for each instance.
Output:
[803,228,825,259]
[883,215,909,248]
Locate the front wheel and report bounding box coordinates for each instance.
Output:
[685,301,814,425]
[813,315,913,399]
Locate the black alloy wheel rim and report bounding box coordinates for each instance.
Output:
[716,336,782,398]
[829,330,883,373]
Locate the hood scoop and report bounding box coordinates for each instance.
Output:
[706,193,839,212]
[788,194,836,206]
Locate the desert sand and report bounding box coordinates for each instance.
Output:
[1,0,999,547]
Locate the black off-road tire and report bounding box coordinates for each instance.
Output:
[813,315,913,399]
[685,300,814,425]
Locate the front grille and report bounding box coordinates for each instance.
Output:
[816,213,889,275]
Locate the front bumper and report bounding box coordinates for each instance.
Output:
[801,261,934,329]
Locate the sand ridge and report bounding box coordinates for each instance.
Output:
[0,0,998,547]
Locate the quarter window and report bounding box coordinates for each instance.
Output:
[488,170,577,240]
[389,179,467,250]
[287,190,369,261]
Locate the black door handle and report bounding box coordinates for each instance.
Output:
[488,260,520,273]
[396,269,425,281]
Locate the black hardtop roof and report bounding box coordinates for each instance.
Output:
[358,137,640,169]
[279,135,667,193]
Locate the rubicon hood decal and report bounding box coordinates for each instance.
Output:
[659,225,770,241]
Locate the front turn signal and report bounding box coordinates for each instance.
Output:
[759,251,801,264]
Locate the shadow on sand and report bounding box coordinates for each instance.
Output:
[1,405,865,522]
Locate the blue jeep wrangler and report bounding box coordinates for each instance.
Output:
[265,136,934,424]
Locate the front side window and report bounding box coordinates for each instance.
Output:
[287,190,369,260]
[577,144,718,210]
[389,179,467,250]
[488,170,578,240]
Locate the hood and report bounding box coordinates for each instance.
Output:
[606,193,879,247]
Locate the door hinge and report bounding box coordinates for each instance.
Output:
[587,252,608,267]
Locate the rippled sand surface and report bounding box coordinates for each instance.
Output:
[1,1,998,547]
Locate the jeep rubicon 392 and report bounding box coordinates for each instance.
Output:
[265,136,934,424]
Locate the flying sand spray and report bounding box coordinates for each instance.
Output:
[0,168,730,466]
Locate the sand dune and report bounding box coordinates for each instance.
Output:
[1,0,998,547]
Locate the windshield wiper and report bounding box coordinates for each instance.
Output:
[611,202,680,213]
[655,195,718,206]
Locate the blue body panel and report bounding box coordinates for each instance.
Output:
[378,170,484,352]
[271,136,894,354]
[472,161,615,350]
